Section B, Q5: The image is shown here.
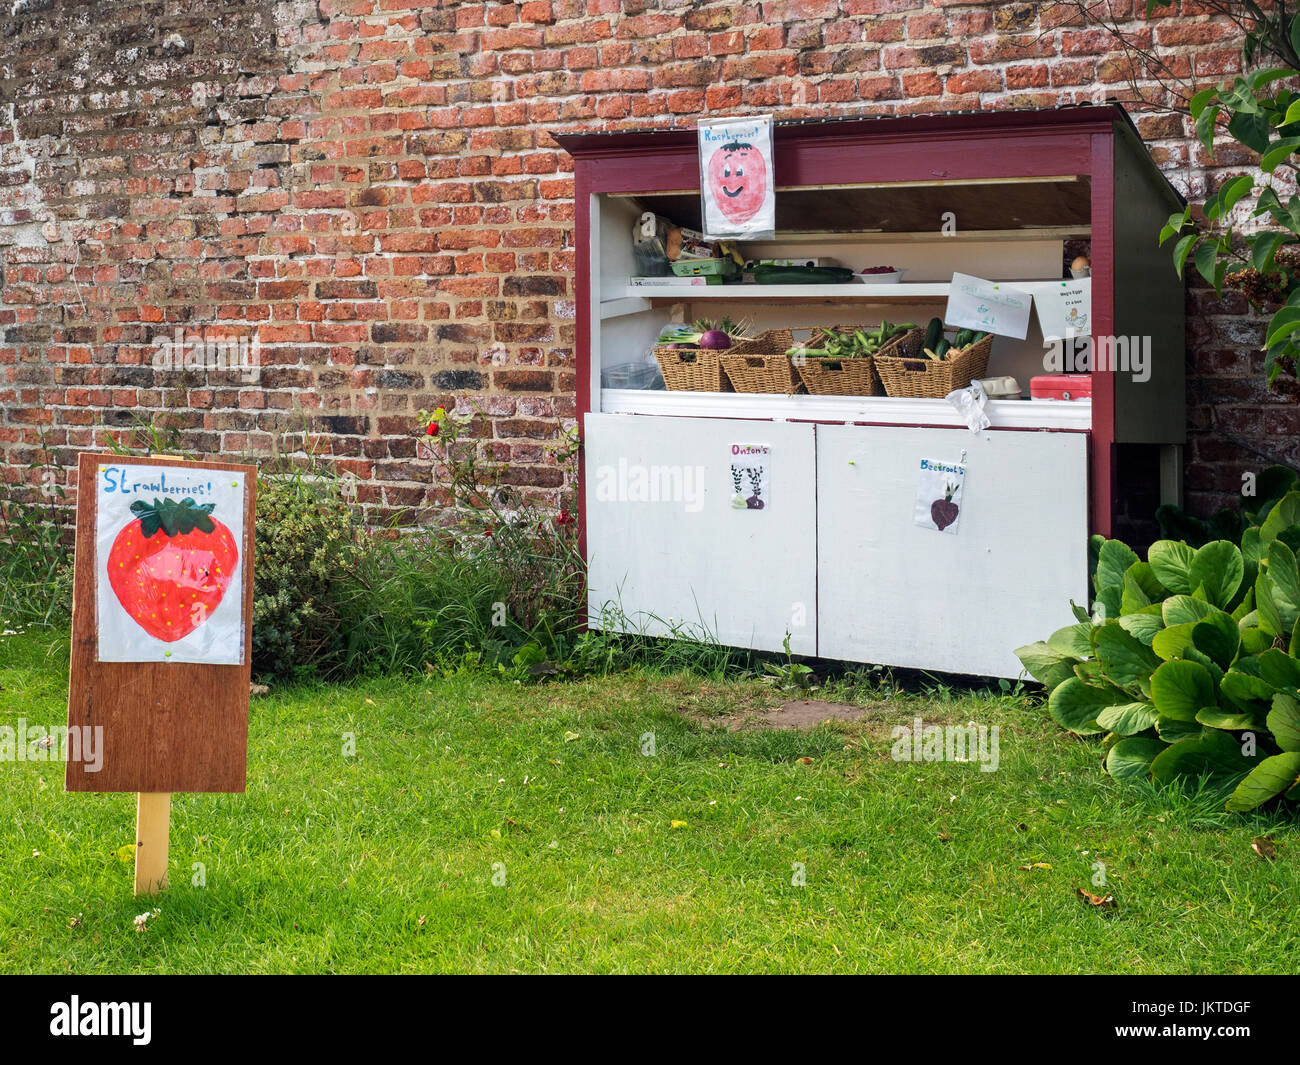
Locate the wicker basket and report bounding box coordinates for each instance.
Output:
[875,331,994,399]
[655,347,733,392]
[719,327,805,393]
[796,356,881,396]
[791,322,910,396]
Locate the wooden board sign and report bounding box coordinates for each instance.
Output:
[66,453,257,793]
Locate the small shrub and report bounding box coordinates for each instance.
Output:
[1017,480,1300,812]
[252,465,368,680]
[0,446,73,629]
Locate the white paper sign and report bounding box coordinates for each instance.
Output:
[95,463,247,664]
[944,272,1032,340]
[698,115,775,240]
[1030,278,1092,339]
[915,457,966,535]
[729,443,770,511]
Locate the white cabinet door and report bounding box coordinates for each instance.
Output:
[816,425,1089,678]
[584,413,817,655]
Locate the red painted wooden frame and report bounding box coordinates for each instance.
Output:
[558,105,1169,562]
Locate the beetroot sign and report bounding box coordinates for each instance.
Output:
[698,115,775,240]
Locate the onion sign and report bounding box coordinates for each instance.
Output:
[707,141,768,225]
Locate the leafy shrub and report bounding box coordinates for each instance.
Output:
[0,448,73,629]
[1017,486,1300,812]
[1154,465,1297,547]
[252,466,368,679]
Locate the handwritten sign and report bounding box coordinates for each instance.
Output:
[729,443,771,511]
[68,453,256,793]
[944,272,1032,340]
[915,457,966,535]
[1029,278,1092,339]
[95,462,248,665]
[698,115,775,240]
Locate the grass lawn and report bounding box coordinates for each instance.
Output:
[1,628,1297,974]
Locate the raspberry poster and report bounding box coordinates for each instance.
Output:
[697,114,775,241]
[94,462,248,665]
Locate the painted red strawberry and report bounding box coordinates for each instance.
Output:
[107,497,238,642]
[931,481,960,531]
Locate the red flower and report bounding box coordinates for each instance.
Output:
[484,525,494,538]
[426,422,439,436]
[556,509,575,526]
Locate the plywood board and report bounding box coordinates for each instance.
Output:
[815,425,1088,678]
[584,413,817,655]
[66,453,257,793]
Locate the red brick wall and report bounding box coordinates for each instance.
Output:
[0,0,1292,525]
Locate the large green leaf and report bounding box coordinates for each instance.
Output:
[1257,648,1300,689]
[1221,661,1279,705]
[1229,108,1271,155]
[1265,540,1300,633]
[1150,659,1215,721]
[1094,624,1160,692]
[1195,705,1259,730]
[1097,701,1159,736]
[1150,729,1258,789]
[1225,752,1300,811]
[1105,736,1167,781]
[1095,540,1140,597]
[1015,642,1077,690]
[1119,607,1165,647]
[1261,137,1300,172]
[1267,691,1300,751]
[1261,489,1300,544]
[1152,621,1198,661]
[1149,540,1196,595]
[1162,594,1217,627]
[1192,611,1241,669]
[1188,541,1244,609]
[1120,562,1169,614]
[1046,623,1094,660]
[1047,678,1115,735]
[1156,716,1203,743]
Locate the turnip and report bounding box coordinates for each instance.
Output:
[698,329,732,350]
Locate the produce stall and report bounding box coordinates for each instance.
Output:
[555,105,1186,678]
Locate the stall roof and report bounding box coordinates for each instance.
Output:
[553,102,1185,208]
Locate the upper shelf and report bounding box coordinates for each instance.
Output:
[620,281,954,301]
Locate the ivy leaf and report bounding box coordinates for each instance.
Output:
[1228,108,1271,154]
[1196,102,1221,154]
[1261,137,1300,173]
[1251,231,1290,272]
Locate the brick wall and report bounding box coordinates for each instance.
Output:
[0,0,1293,527]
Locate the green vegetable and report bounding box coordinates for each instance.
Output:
[923,317,944,352]
[933,338,951,358]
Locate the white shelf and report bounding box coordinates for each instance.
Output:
[600,389,1092,431]
[619,281,955,301]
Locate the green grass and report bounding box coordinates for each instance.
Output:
[1,629,1297,974]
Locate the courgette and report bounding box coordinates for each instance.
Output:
[923,317,944,352]
[933,338,951,359]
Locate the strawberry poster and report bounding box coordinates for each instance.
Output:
[914,457,966,535]
[94,462,248,665]
[698,115,776,240]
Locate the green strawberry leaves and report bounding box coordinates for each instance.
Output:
[129,497,217,538]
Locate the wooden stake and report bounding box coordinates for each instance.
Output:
[134,792,171,896]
